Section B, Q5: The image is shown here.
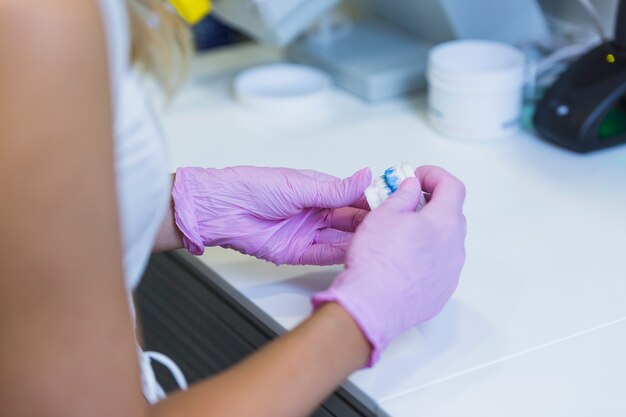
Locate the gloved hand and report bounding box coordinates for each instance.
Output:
[172,166,372,265]
[312,166,467,366]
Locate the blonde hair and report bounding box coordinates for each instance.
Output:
[126,0,193,94]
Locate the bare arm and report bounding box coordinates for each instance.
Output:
[0,1,147,416]
[0,3,370,417]
[153,303,369,417]
[153,174,184,252]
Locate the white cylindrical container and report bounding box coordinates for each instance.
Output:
[426,40,527,140]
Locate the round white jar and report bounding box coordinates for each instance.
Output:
[426,40,526,140]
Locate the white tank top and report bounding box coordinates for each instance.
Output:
[98,0,170,290]
[97,0,187,402]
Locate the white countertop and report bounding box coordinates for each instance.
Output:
[157,43,626,417]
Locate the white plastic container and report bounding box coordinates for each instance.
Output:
[426,40,527,140]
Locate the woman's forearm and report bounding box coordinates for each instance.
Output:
[150,302,370,417]
[153,174,184,252]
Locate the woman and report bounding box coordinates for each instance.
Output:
[0,1,467,416]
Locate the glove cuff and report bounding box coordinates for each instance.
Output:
[172,167,206,256]
[312,286,388,367]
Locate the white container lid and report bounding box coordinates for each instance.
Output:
[427,40,526,91]
[233,63,332,116]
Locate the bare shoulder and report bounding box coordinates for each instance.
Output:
[0,0,106,69]
[0,0,111,154]
[0,0,114,209]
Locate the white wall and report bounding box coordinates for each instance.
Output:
[538,0,619,38]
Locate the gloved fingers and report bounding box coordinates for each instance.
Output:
[300,170,373,211]
[350,195,371,211]
[298,167,372,209]
[379,177,423,213]
[299,243,348,266]
[414,165,466,215]
[298,169,340,181]
[328,206,369,232]
[314,228,353,245]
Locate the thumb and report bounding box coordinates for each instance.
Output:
[304,167,372,209]
[380,177,422,213]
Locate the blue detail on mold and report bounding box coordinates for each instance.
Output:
[378,175,392,196]
[384,168,401,193]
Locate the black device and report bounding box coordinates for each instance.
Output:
[533,0,626,152]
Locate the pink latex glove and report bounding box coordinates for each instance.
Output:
[172,166,372,265]
[312,166,467,366]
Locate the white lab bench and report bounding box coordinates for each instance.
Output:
[156,43,626,416]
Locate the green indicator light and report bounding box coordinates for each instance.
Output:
[606,54,616,64]
[598,108,626,140]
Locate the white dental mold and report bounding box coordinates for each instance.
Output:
[365,163,427,210]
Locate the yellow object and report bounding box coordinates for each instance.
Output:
[169,0,212,25]
[606,53,616,64]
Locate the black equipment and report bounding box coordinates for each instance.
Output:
[533,0,626,152]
